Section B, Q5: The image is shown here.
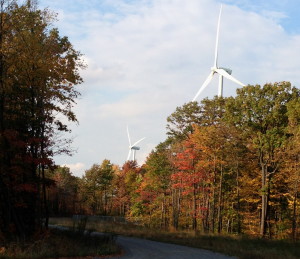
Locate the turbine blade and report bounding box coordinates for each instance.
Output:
[127,125,131,146]
[127,149,132,161]
[215,68,245,87]
[214,5,222,68]
[192,71,214,101]
[132,137,145,147]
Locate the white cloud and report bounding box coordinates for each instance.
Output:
[62,163,86,177]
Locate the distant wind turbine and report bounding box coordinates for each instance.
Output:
[193,5,245,101]
[126,126,145,161]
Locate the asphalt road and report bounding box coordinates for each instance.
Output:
[110,235,237,259]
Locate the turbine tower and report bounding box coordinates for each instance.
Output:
[126,126,145,161]
[193,5,245,101]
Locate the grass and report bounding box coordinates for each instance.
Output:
[50,217,300,259]
[0,226,120,259]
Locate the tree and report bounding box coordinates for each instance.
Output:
[47,166,79,216]
[81,164,101,214]
[80,160,115,215]
[277,98,300,239]
[166,101,201,141]
[172,138,202,230]
[0,0,83,240]
[123,161,143,217]
[191,123,248,234]
[98,159,114,215]
[225,82,300,237]
[140,142,173,228]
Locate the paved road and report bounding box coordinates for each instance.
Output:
[110,235,237,259]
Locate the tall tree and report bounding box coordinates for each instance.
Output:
[277,98,300,239]
[98,159,114,215]
[47,166,79,216]
[142,142,173,228]
[166,101,201,141]
[0,0,83,240]
[225,82,300,237]
[172,138,202,230]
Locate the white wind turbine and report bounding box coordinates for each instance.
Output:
[126,126,145,161]
[192,5,245,101]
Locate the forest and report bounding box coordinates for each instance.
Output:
[0,0,300,250]
[48,81,300,240]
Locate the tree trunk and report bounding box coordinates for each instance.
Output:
[217,167,223,233]
[161,192,167,229]
[210,163,217,233]
[172,188,181,230]
[292,192,297,240]
[42,164,49,228]
[260,153,268,237]
[236,166,241,234]
[192,183,197,230]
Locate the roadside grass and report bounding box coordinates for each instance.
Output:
[0,226,119,259]
[50,217,300,259]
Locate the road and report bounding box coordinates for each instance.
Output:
[109,235,237,259]
[49,225,237,259]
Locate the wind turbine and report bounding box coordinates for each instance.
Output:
[126,126,145,161]
[192,5,245,101]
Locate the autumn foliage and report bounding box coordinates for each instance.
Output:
[2,1,298,242]
[0,0,83,240]
[49,82,300,240]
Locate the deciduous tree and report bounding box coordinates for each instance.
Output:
[0,0,83,240]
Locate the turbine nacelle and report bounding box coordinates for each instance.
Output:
[211,67,232,75]
[219,67,232,75]
[130,146,140,151]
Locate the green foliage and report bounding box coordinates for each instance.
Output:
[166,101,202,141]
[145,145,172,191]
[225,82,300,236]
[80,160,115,215]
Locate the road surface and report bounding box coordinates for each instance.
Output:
[109,235,237,259]
[49,225,237,259]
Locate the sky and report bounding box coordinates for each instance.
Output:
[38,0,300,177]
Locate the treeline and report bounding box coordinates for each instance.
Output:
[51,82,300,240]
[46,161,141,217]
[0,0,83,240]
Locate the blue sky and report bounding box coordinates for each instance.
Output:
[222,0,300,33]
[38,0,300,176]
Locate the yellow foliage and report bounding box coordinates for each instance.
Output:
[0,247,6,254]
